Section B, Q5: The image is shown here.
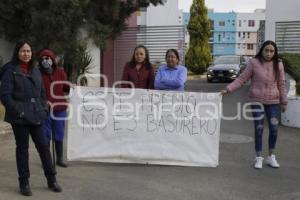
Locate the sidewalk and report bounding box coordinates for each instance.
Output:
[187,73,206,80]
[0,121,12,135]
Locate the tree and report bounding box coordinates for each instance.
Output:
[0,0,164,82]
[185,0,211,74]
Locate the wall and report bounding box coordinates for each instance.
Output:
[0,38,14,65]
[208,12,236,55]
[85,39,101,87]
[265,0,300,41]
[236,11,265,56]
[145,0,182,26]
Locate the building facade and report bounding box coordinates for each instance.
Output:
[183,10,265,57]
[236,9,265,56]
[102,0,185,84]
[265,0,300,53]
[208,12,237,56]
[138,0,182,26]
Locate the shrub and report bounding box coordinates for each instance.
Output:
[279,53,300,82]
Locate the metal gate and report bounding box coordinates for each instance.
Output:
[275,21,300,53]
[114,25,185,82]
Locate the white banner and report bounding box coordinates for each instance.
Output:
[67,87,222,167]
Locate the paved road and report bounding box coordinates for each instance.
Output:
[0,79,299,200]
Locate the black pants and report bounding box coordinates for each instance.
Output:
[11,124,56,186]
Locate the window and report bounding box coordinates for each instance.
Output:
[242,32,245,38]
[247,44,254,50]
[238,32,241,38]
[239,20,242,27]
[210,20,214,30]
[219,21,225,26]
[247,32,250,38]
[248,20,255,27]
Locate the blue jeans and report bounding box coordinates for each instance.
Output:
[251,104,280,156]
[43,111,67,142]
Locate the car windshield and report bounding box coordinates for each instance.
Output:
[214,56,240,64]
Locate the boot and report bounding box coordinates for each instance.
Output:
[55,141,68,168]
[48,181,62,192]
[19,179,32,196]
[20,184,32,196]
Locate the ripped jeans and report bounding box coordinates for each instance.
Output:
[251,104,280,156]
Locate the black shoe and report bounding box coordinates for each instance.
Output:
[20,184,32,196]
[56,159,68,168]
[48,181,62,192]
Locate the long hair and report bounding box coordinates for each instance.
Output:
[255,40,279,80]
[128,45,152,69]
[11,39,35,67]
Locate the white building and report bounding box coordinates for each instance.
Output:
[265,0,300,53]
[236,9,265,56]
[131,0,185,65]
[137,0,182,26]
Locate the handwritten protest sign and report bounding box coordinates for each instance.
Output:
[67,87,222,167]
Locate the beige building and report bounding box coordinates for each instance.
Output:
[236,9,265,56]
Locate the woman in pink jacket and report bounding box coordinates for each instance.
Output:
[221,40,288,169]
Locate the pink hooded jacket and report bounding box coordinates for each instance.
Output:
[226,58,288,105]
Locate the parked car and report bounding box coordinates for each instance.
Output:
[206,55,247,83]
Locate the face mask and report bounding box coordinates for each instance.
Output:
[41,58,53,69]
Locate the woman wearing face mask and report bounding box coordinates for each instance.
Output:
[0,40,62,196]
[121,45,155,89]
[221,40,288,169]
[39,49,70,168]
[154,49,187,91]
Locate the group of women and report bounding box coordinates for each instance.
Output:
[0,40,288,196]
[121,45,187,91]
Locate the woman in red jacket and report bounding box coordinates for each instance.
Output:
[121,45,155,89]
[39,49,69,168]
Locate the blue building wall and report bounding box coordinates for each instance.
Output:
[184,12,239,56]
[208,12,237,56]
[183,12,190,29]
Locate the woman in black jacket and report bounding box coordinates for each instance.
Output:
[0,40,62,196]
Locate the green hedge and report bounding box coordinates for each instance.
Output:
[279,53,300,82]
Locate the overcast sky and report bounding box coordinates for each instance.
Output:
[178,0,266,12]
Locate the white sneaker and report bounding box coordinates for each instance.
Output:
[266,155,280,168]
[254,156,264,169]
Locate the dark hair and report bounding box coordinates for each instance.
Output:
[165,49,180,63]
[11,39,35,67]
[128,45,152,69]
[255,40,279,80]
